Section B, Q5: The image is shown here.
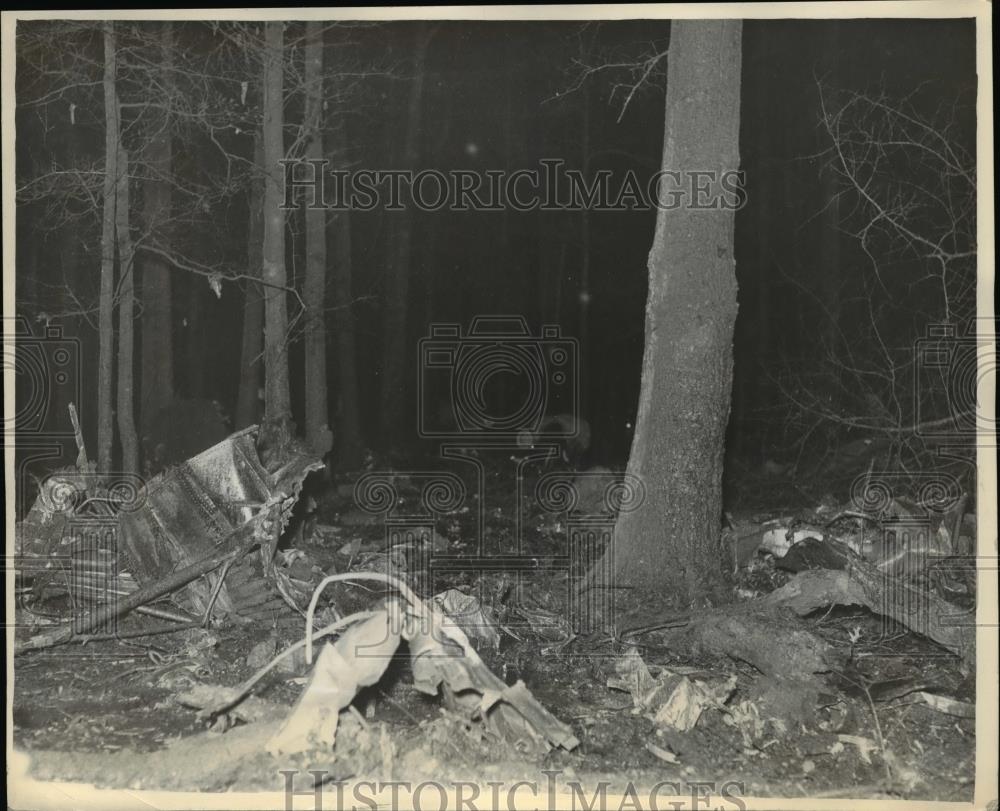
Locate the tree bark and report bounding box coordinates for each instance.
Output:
[607,21,743,605]
[329,118,363,471]
[98,21,120,474]
[302,21,333,458]
[379,24,431,445]
[140,21,175,431]
[236,134,265,430]
[115,146,139,475]
[260,22,293,445]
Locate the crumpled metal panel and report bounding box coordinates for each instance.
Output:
[116,426,318,619]
[185,427,272,527]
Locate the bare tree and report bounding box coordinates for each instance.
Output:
[260,21,294,448]
[236,137,265,430]
[770,83,976,476]
[97,21,120,474]
[329,120,364,470]
[140,22,175,429]
[115,144,139,475]
[302,21,333,459]
[607,21,743,602]
[380,23,432,445]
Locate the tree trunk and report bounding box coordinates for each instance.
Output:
[140,21,174,431]
[260,21,293,446]
[302,21,332,458]
[606,21,742,605]
[236,134,265,430]
[329,122,364,471]
[97,21,120,474]
[115,146,139,475]
[379,24,431,445]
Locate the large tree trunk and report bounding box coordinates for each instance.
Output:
[236,134,265,430]
[302,21,333,458]
[329,119,364,471]
[140,21,175,431]
[115,146,139,475]
[97,21,120,474]
[379,24,431,445]
[260,21,293,446]
[607,21,743,605]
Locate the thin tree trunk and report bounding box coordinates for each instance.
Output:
[606,21,742,606]
[236,134,265,430]
[302,21,332,458]
[260,21,293,446]
[329,120,363,470]
[115,146,139,475]
[235,283,264,429]
[98,21,120,474]
[140,21,175,431]
[184,279,205,399]
[380,24,431,445]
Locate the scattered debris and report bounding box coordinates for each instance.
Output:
[766,560,975,661]
[267,607,403,755]
[915,692,976,718]
[15,426,323,652]
[432,588,501,652]
[608,647,736,732]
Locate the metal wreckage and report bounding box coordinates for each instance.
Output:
[14,423,579,759]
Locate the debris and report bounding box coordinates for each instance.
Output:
[432,588,501,652]
[721,699,768,748]
[15,427,324,652]
[647,672,737,732]
[267,608,402,756]
[607,647,657,705]
[406,600,580,754]
[645,740,679,763]
[608,648,736,732]
[766,559,976,661]
[199,573,580,758]
[118,427,322,620]
[760,526,825,559]
[915,692,975,718]
[837,733,879,765]
[246,635,278,670]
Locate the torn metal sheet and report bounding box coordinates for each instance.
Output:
[116,426,322,619]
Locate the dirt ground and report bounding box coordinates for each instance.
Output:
[12,461,977,802]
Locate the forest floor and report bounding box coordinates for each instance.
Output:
[12,456,977,804]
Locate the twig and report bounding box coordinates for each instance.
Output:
[74,621,201,643]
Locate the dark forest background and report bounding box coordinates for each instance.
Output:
[13,18,977,488]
